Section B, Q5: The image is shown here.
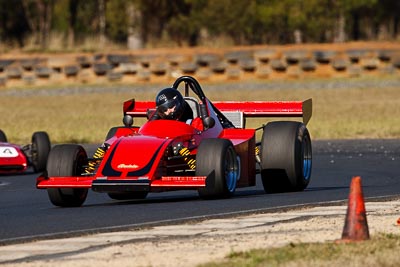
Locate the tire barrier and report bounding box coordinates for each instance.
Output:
[1,43,400,87]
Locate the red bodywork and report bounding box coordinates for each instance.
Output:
[0,142,29,174]
[36,76,312,196]
[36,99,311,193]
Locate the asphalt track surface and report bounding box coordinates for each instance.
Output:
[0,139,399,245]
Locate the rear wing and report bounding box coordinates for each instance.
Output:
[123,99,154,118]
[213,98,312,125]
[123,98,312,126]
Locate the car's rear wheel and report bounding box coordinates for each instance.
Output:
[107,192,148,200]
[0,130,7,142]
[47,144,89,207]
[31,131,51,172]
[260,121,312,193]
[197,138,240,199]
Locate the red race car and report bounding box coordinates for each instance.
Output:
[0,130,51,174]
[37,76,312,207]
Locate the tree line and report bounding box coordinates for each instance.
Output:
[0,0,399,51]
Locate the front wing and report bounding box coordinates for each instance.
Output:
[36,175,207,191]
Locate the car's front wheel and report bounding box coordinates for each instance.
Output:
[47,144,88,207]
[196,138,240,199]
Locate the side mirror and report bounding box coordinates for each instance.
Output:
[123,115,134,127]
[203,117,215,130]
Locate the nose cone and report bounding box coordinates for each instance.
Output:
[99,135,167,178]
[139,120,198,138]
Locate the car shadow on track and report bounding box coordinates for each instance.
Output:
[80,186,350,208]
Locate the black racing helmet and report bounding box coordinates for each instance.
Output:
[155,87,185,120]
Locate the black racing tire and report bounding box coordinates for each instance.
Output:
[107,192,148,200]
[31,131,51,172]
[0,130,7,142]
[196,138,240,199]
[47,144,89,207]
[260,121,312,193]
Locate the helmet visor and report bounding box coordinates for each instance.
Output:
[158,98,177,113]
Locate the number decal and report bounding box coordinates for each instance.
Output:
[0,147,19,158]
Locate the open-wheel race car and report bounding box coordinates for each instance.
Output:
[37,76,312,207]
[0,129,51,174]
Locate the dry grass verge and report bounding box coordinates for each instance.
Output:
[201,234,400,267]
[1,76,400,144]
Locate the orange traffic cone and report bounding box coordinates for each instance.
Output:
[340,176,370,242]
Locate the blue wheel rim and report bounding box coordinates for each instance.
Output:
[225,149,239,193]
[302,135,312,180]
